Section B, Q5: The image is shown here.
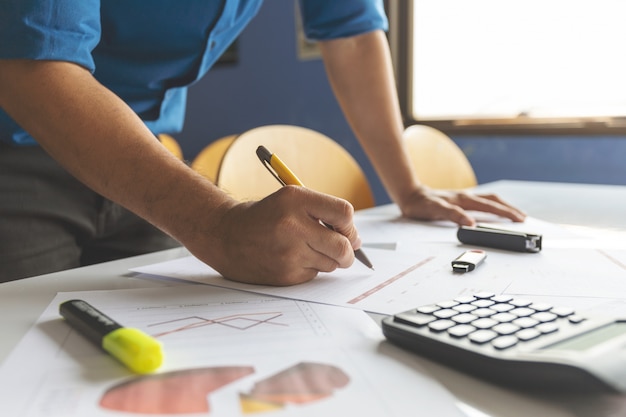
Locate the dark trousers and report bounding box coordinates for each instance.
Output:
[0,142,180,282]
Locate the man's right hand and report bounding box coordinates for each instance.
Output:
[187,186,361,286]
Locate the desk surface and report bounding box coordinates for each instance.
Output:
[476,180,626,231]
[2,180,626,417]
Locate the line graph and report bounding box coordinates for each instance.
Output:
[130,244,498,315]
[347,256,435,305]
[148,312,288,338]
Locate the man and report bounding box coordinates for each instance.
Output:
[0,0,525,284]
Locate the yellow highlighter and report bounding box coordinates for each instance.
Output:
[59,299,163,374]
[256,145,374,270]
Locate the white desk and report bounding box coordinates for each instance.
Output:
[2,180,626,417]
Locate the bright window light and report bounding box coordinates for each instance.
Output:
[411,0,626,125]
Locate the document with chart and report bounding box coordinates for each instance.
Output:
[0,286,464,417]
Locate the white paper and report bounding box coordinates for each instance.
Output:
[0,286,465,417]
[132,243,518,315]
[132,215,626,316]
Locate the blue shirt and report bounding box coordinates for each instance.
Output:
[0,0,387,145]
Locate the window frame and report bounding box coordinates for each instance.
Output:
[386,1,626,136]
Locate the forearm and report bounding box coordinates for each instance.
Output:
[0,59,234,249]
[319,33,526,224]
[319,30,424,206]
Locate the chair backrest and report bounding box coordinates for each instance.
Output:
[190,134,238,183]
[212,125,375,210]
[403,125,477,189]
[158,133,184,160]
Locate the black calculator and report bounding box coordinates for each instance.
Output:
[382,292,626,392]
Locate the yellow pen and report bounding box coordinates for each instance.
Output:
[60,299,163,374]
[256,145,374,270]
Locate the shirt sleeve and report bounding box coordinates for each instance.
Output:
[0,0,101,72]
[297,0,388,41]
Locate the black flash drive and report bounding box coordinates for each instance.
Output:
[457,226,542,253]
[452,250,487,273]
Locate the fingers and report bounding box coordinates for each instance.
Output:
[442,204,475,227]
[266,188,359,278]
[307,225,356,270]
[297,187,358,268]
[399,188,526,226]
[199,186,359,286]
[455,192,526,222]
[303,188,360,245]
[400,191,475,226]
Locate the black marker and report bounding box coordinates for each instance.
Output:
[60,299,163,374]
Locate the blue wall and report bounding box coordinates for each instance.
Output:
[454,135,626,188]
[178,1,626,206]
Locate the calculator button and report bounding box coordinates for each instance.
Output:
[395,312,437,327]
[452,313,478,324]
[472,308,496,318]
[469,329,498,344]
[474,292,495,299]
[429,319,456,332]
[472,299,495,308]
[492,313,517,323]
[510,299,532,307]
[472,318,498,329]
[493,323,521,335]
[416,305,440,314]
[448,324,476,338]
[491,294,513,303]
[516,328,541,341]
[536,322,559,334]
[510,307,535,317]
[433,309,459,319]
[453,304,477,313]
[437,300,459,308]
[529,303,553,312]
[531,312,558,323]
[569,315,586,324]
[551,307,575,317]
[492,335,519,350]
[491,303,515,313]
[454,295,477,304]
[513,317,539,329]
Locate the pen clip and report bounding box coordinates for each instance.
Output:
[256,146,286,186]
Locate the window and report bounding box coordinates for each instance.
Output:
[388,0,626,134]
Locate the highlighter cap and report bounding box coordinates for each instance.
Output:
[103,327,163,374]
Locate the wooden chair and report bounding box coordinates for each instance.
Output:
[403,125,477,189]
[158,133,184,160]
[190,134,238,182]
[201,125,375,210]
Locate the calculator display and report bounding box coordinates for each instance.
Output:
[543,322,626,352]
